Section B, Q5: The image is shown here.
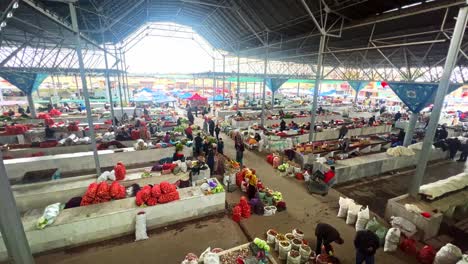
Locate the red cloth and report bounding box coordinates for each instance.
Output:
[323,170,335,184]
[421,212,431,218]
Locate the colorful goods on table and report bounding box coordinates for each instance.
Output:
[80,181,126,206]
[265,228,313,263]
[5,124,30,135]
[200,178,224,194]
[135,181,180,206]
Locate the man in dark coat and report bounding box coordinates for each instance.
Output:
[280,119,286,131]
[354,230,380,264]
[194,133,203,157]
[315,223,344,256]
[368,115,376,126]
[394,111,402,122]
[208,119,215,137]
[457,142,468,162]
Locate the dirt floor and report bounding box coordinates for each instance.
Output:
[336,159,467,217]
[33,114,452,263]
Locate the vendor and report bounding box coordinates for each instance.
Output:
[315,223,344,256]
[254,133,261,142]
[17,105,25,115]
[185,125,193,140]
[163,132,171,143]
[245,171,258,200]
[317,106,324,114]
[215,124,221,140]
[44,124,55,140]
[7,108,14,117]
[280,119,286,131]
[435,125,448,141]
[206,144,215,176]
[278,109,285,118]
[135,119,142,128]
[116,127,131,141]
[177,117,182,126]
[290,121,299,130]
[368,115,376,126]
[338,124,348,139]
[340,138,350,153]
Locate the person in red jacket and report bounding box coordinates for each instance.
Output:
[323,166,336,184]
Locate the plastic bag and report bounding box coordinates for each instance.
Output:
[203,252,220,264]
[375,226,389,246]
[355,206,370,231]
[434,243,462,264]
[36,203,61,229]
[418,245,436,264]
[135,212,149,241]
[457,255,468,264]
[365,217,381,232]
[400,238,417,255]
[337,197,353,218]
[346,202,362,225]
[391,216,417,238]
[384,228,401,252]
[303,171,311,182]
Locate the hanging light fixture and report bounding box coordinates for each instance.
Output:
[6,12,13,18]
[1,21,7,28]
[12,1,19,9]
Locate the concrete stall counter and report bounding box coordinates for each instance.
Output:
[5,147,192,182]
[310,147,448,184]
[0,184,225,261]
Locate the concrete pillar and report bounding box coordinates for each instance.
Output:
[410,6,468,197]
[260,33,269,127]
[236,54,240,108]
[403,112,418,146]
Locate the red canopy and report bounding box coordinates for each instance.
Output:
[187,93,207,101]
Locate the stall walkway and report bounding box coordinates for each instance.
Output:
[218,127,417,264]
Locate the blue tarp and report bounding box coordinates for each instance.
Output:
[179,92,193,99]
[0,72,48,95]
[387,82,438,113]
[265,78,288,93]
[347,81,368,92]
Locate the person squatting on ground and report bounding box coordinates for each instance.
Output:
[315,223,344,256]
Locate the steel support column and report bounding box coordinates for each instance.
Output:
[114,48,124,115]
[354,89,359,103]
[119,48,128,104]
[403,112,418,146]
[309,35,326,142]
[260,33,269,127]
[236,54,240,108]
[410,5,468,197]
[103,44,116,126]
[0,152,34,264]
[297,82,300,96]
[212,51,216,109]
[222,55,226,102]
[69,2,101,176]
[26,94,36,118]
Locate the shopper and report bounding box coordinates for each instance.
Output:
[458,142,468,162]
[446,137,461,160]
[194,133,203,156]
[217,138,224,155]
[187,111,194,125]
[354,230,379,264]
[206,144,215,175]
[209,119,215,137]
[163,132,171,143]
[394,111,401,122]
[314,223,344,256]
[338,124,348,139]
[214,124,221,140]
[235,139,245,167]
[436,125,448,141]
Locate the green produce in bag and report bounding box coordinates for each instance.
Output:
[375,226,389,246]
[365,217,381,233]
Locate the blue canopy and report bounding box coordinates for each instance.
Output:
[179,92,193,99]
[0,72,48,95]
[347,81,368,92]
[208,95,229,101]
[319,89,337,96]
[265,78,288,93]
[154,95,177,103]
